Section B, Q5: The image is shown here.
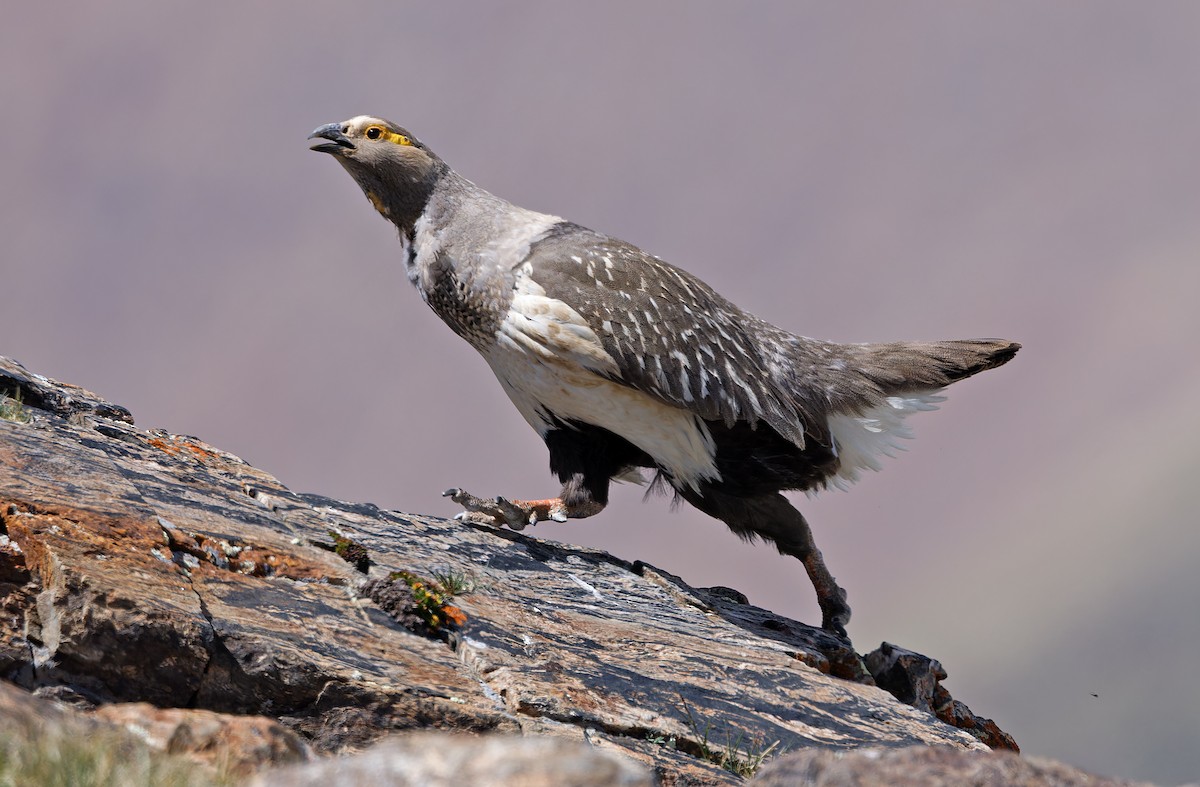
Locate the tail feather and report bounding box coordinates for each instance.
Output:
[849,338,1020,393]
[815,338,1019,489]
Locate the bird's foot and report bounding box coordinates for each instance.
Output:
[442,488,568,531]
[819,589,852,641]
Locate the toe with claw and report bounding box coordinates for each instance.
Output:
[443,488,562,530]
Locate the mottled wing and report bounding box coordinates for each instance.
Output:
[521,223,812,448]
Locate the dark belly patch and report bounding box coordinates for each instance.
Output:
[704,420,839,495]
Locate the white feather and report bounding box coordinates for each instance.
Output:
[823,390,947,491]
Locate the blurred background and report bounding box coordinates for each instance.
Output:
[3,3,1198,783]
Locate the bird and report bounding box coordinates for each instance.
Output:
[308,116,1019,638]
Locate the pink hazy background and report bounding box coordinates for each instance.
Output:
[3,3,1198,783]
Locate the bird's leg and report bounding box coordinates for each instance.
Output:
[799,541,851,638]
[773,503,851,637]
[678,487,852,638]
[443,485,604,531]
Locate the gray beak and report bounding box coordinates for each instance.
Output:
[308,123,355,155]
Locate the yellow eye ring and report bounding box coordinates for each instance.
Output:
[366,126,383,140]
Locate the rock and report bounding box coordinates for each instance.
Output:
[0,354,1118,785]
[0,675,99,736]
[252,733,653,787]
[2,609,306,777]
[0,525,33,679]
[93,703,310,776]
[0,357,132,425]
[0,679,224,784]
[750,745,1156,786]
[865,641,1018,751]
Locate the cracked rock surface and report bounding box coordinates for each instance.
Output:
[2,355,1018,784]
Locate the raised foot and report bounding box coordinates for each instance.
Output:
[442,488,568,530]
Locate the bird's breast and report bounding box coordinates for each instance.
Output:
[408,206,565,351]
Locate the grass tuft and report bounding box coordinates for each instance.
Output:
[429,566,476,595]
[0,723,230,787]
[679,696,783,778]
[0,388,32,424]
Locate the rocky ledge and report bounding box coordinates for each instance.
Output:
[0,356,1142,785]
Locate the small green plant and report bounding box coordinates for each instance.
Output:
[644,733,678,749]
[362,569,469,637]
[429,565,476,595]
[0,388,32,424]
[327,530,371,573]
[680,696,783,779]
[393,570,468,631]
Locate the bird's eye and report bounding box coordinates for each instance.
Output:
[365,126,383,140]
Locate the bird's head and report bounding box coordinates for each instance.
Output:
[308,115,447,231]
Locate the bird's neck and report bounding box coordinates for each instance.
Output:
[400,172,565,310]
[365,159,453,237]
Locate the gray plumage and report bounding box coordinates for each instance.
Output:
[522,225,1015,460]
[309,116,1020,637]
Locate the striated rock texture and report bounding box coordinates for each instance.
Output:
[752,746,1156,787]
[0,354,1102,785]
[252,733,655,787]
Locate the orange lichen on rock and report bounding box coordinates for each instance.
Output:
[144,434,222,464]
[162,529,345,585]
